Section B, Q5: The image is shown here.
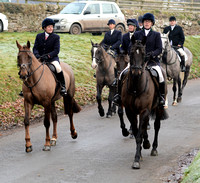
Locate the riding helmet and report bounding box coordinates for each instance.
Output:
[169,16,176,21]
[138,16,143,24]
[127,19,138,27]
[42,18,55,29]
[107,19,116,25]
[142,13,155,25]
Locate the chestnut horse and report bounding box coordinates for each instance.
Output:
[121,36,168,169]
[16,41,81,152]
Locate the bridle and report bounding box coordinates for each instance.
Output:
[92,45,103,64]
[18,50,45,89]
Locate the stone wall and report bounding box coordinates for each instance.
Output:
[0,2,200,35]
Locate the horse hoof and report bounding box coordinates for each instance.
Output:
[43,145,51,151]
[172,101,178,106]
[177,97,182,103]
[147,124,151,130]
[132,162,140,169]
[99,109,105,117]
[130,134,135,139]
[151,149,158,156]
[122,129,129,137]
[71,131,78,139]
[50,139,57,146]
[25,146,32,153]
[143,141,151,149]
[106,113,112,118]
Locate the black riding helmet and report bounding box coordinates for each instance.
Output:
[42,18,55,29]
[142,13,155,25]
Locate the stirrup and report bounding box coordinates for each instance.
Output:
[181,65,186,72]
[113,94,121,106]
[60,87,67,96]
[19,91,23,97]
[111,78,117,87]
[159,96,165,106]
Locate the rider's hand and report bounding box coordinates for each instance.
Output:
[178,44,181,47]
[40,54,49,61]
[145,51,153,61]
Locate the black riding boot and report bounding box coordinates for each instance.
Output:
[19,91,23,97]
[159,82,166,106]
[111,68,118,87]
[180,56,186,72]
[113,79,122,105]
[56,71,67,96]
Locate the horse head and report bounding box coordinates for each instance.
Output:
[160,32,170,53]
[91,40,105,69]
[129,35,146,76]
[16,40,33,80]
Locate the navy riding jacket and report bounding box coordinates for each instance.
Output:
[163,25,185,48]
[102,29,122,51]
[33,32,60,62]
[133,29,162,63]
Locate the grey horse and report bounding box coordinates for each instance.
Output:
[91,41,117,118]
[160,33,193,106]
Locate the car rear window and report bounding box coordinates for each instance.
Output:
[102,3,118,14]
[60,3,86,14]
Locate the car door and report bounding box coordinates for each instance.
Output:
[101,3,120,31]
[81,3,101,32]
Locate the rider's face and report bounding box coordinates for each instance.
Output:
[44,25,54,34]
[108,24,115,30]
[128,25,135,32]
[170,20,176,26]
[143,20,153,29]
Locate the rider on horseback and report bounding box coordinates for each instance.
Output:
[101,19,122,86]
[163,16,186,72]
[121,19,139,54]
[34,18,67,96]
[113,13,166,107]
[19,18,67,97]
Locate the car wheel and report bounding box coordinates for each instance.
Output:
[69,24,81,35]
[115,24,125,33]
[0,20,3,32]
[92,32,102,36]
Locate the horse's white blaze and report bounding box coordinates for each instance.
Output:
[136,49,139,54]
[91,47,98,69]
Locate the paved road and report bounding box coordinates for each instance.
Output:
[0,79,200,183]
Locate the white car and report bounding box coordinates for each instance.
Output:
[48,1,126,35]
[0,13,8,32]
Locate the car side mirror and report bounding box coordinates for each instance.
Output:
[84,10,91,15]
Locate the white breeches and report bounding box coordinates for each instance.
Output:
[119,63,164,83]
[51,61,62,73]
[177,48,188,61]
[151,65,164,83]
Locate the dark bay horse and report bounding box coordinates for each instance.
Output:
[16,41,81,152]
[121,36,168,169]
[91,41,116,118]
[161,33,193,106]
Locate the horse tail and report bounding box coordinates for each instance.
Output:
[63,96,81,115]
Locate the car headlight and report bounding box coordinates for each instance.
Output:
[60,19,68,24]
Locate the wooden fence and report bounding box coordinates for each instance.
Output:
[21,0,200,13]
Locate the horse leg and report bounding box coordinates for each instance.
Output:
[96,84,104,117]
[106,87,114,118]
[182,66,190,90]
[50,102,57,146]
[43,106,51,151]
[172,79,177,106]
[64,96,78,139]
[118,105,129,137]
[177,76,182,103]
[132,110,149,169]
[151,112,161,156]
[24,101,33,153]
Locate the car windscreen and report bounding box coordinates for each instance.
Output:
[60,3,86,14]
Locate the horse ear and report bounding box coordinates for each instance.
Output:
[166,31,170,37]
[90,39,94,46]
[16,40,22,49]
[141,36,147,45]
[27,41,31,49]
[131,35,136,44]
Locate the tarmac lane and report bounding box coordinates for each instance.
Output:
[0,78,200,183]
